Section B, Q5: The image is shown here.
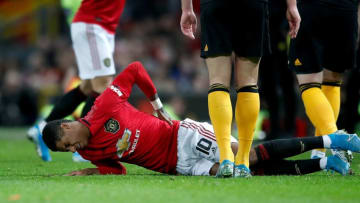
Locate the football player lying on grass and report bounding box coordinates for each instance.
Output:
[42,62,360,177]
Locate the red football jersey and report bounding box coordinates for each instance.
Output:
[73,0,126,34]
[78,62,180,175]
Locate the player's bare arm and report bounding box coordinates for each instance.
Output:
[286,0,301,38]
[180,0,197,39]
[151,93,173,125]
[125,63,173,125]
[64,168,100,176]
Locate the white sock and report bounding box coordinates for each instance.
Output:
[319,157,328,169]
[322,135,332,148]
[311,149,326,158]
[38,120,47,132]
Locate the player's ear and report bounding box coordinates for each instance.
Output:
[60,122,71,129]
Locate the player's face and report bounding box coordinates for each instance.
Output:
[56,135,82,152]
[56,123,87,152]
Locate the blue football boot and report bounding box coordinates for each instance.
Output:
[328,130,360,153]
[326,154,350,176]
[215,160,234,178]
[234,164,252,178]
[27,123,51,162]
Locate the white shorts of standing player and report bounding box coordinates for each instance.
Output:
[176,118,237,176]
[71,22,116,80]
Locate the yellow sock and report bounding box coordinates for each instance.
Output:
[234,87,259,167]
[314,83,341,152]
[322,82,341,120]
[208,89,234,163]
[301,84,337,135]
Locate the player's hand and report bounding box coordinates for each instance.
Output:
[156,108,173,126]
[64,168,99,176]
[180,11,197,39]
[286,4,301,38]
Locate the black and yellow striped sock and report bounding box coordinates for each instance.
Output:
[208,83,234,163]
[300,83,337,136]
[234,85,259,167]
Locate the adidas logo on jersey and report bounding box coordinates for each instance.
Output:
[295,58,302,66]
[204,44,208,52]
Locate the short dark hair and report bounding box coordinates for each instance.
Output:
[43,119,72,151]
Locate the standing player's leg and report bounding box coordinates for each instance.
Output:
[200,0,235,178]
[206,56,234,177]
[29,22,116,161]
[321,71,342,156]
[288,3,338,158]
[319,6,358,158]
[232,0,270,178]
[80,27,115,118]
[233,57,260,178]
[297,73,338,159]
[70,22,115,162]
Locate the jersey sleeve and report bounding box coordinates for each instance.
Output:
[92,159,127,175]
[112,61,157,100]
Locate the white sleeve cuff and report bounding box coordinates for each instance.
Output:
[150,98,163,110]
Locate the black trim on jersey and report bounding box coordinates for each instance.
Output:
[81,118,91,126]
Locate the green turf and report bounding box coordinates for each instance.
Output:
[1,128,360,203]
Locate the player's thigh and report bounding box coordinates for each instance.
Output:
[322,10,358,74]
[90,75,113,94]
[233,0,271,58]
[79,80,93,95]
[71,22,115,80]
[205,56,232,86]
[200,0,232,59]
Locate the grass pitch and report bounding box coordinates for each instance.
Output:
[1,127,360,203]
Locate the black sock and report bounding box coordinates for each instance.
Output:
[251,159,321,176]
[80,96,97,117]
[255,137,324,161]
[45,86,87,122]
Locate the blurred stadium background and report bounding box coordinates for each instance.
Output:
[0,0,359,140]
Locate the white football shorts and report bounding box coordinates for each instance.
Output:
[176,118,237,176]
[71,22,115,80]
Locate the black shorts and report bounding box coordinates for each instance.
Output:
[289,1,358,74]
[200,0,271,58]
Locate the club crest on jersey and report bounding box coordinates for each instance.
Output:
[103,58,111,67]
[104,118,120,134]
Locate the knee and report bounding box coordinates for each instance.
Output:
[91,76,113,94]
[79,81,92,96]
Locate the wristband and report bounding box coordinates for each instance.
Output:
[150,98,163,110]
